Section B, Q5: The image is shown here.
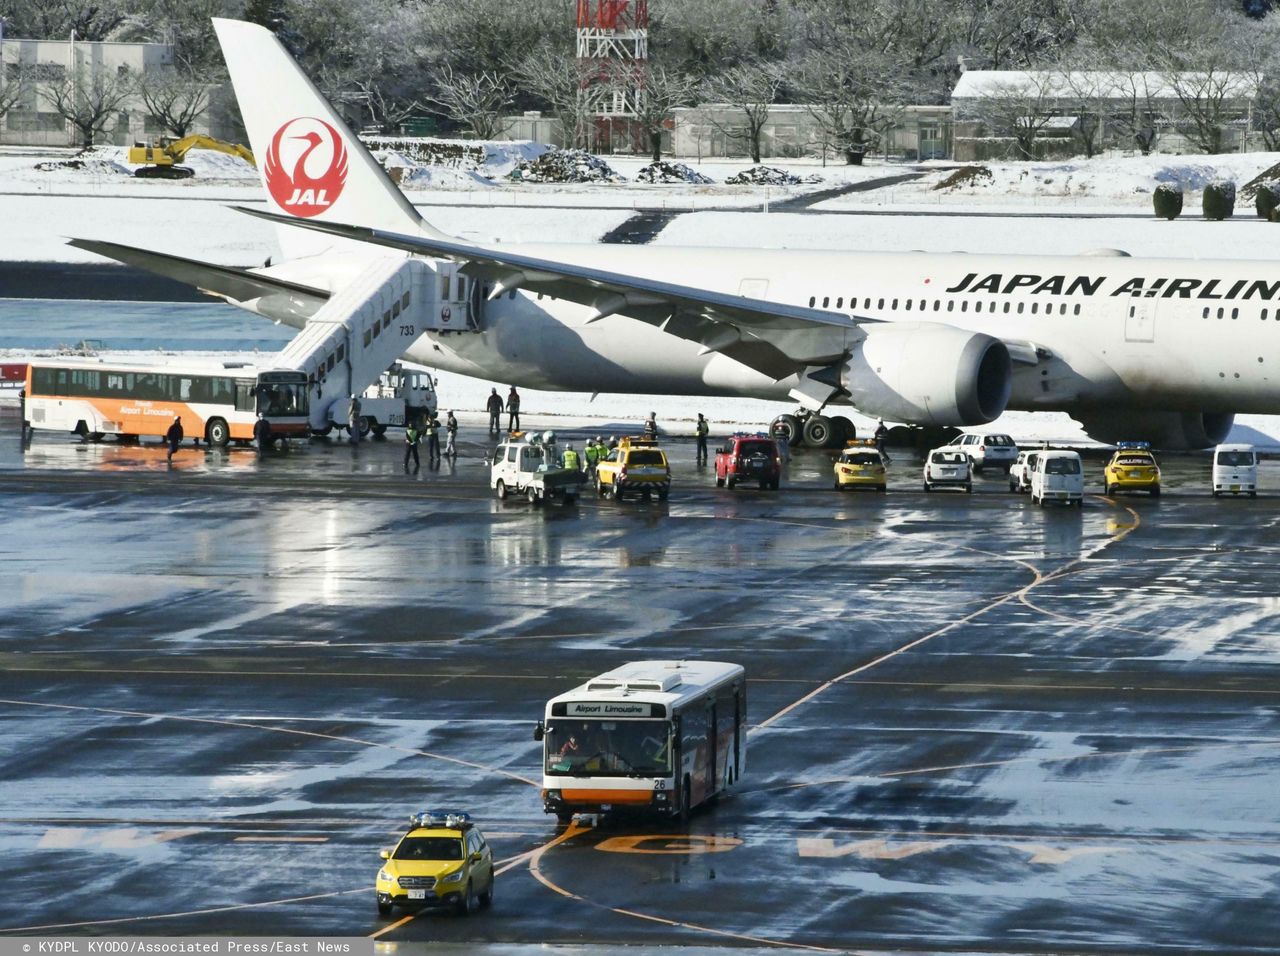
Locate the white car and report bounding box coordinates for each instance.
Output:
[1007,450,1041,493]
[923,449,973,493]
[1030,450,1084,507]
[947,432,1019,473]
[1212,443,1258,497]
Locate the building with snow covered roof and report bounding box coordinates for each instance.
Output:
[950,69,1259,161]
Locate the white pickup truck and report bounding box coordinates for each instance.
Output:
[490,434,587,506]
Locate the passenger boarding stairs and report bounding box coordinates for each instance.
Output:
[267,257,479,433]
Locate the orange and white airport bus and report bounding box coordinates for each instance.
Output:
[24,358,310,445]
[535,660,746,823]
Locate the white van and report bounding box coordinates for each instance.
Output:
[1212,444,1258,497]
[1031,450,1084,507]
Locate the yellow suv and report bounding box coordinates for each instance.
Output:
[1103,442,1161,497]
[375,810,494,917]
[595,438,671,500]
[834,440,887,492]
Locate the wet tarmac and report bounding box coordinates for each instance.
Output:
[2,410,1279,953]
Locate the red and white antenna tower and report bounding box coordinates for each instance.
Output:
[575,0,648,149]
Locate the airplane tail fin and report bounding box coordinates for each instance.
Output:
[212,18,452,260]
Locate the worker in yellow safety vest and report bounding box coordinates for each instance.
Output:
[563,444,580,471]
[583,440,600,474]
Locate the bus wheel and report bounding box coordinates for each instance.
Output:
[357,416,372,438]
[556,810,574,825]
[312,425,333,438]
[206,418,230,447]
[372,423,387,438]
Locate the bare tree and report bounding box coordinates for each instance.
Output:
[962,70,1060,159]
[797,48,904,165]
[0,64,33,127]
[1165,66,1255,153]
[0,0,128,41]
[1052,62,1111,158]
[138,66,211,139]
[632,63,698,162]
[1108,71,1166,154]
[516,48,597,150]
[704,61,782,163]
[425,65,514,140]
[42,61,136,148]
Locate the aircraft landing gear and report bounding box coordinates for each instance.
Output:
[770,408,852,449]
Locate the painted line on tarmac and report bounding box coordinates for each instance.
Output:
[525,824,839,952]
[0,697,540,788]
[0,888,365,934]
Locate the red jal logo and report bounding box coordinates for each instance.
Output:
[263,117,348,217]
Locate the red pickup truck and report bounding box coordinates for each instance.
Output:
[714,433,781,490]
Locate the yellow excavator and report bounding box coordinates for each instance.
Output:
[127,134,256,179]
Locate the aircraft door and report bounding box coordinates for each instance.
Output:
[739,278,769,300]
[1125,299,1156,343]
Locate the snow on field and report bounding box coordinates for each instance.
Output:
[655,209,1280,262]
[818,152,1280,210]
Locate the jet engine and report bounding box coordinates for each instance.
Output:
[842,322,1012,426]
[1074,410,1234,450]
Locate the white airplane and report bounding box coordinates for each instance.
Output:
[72,18,1280,449]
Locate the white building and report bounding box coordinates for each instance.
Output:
[0,36,223,147]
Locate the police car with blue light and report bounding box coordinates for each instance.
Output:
[375,810,494,916]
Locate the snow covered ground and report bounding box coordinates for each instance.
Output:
[5,143,1280,445]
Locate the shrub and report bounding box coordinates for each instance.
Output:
[1202,180,1236,220]
[1153,183,1183,220]
[1256,181,1280,219]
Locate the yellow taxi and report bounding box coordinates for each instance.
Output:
[833,440,887,492]
[595,437,671,500]
[375,810,494,917]
[1103,442,1161,497]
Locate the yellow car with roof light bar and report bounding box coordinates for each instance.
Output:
[375,810,494,917]
[595,437,671,501]
[1103,442,1161,496]
[833,440,887,492]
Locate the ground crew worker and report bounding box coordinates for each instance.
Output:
[643,411,657,440]
[506,386,521,432]
[583,439,600,474]
[874,418,890,463]
[165,415,183,462]
[563,443,580,471]
[486,388,503,434]
[404,420,421,471]
[695,413,709,464]
[425,415,441,463]
[347,393,362,445]
[253,412,272,454]
[445,410,458,458]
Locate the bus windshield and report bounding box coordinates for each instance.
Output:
[257,380,308,417]
[545,719,671,776]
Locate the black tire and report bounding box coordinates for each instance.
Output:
[1151,486,1161,497]
[527,486,540,506]
[206,418,230,447]
[556,810,574,825]
[770,413,802,445]
[877,484,886,493]
[479,872,494,907]
[89,432,104,443]
[564,493,577,505]
[372,424,387,438]
[965,483,973,494]
[596,479,606,498]
[803,414,838,449]
[834,480,842,491]
[658,488,668,500]
[455,882,474,916]
[830,415,855,443]
[495,479,507,501]
[727,477,736,489]
[377,898,392,916]
[1103,482,1111,496]
[923,482,932,493]
[715,475,725,488]
[771,479,780,490]
[758,480,767,490]
[1212,490,1221,498]
[611,483,622,501]
[312,424,333,437]
[357,415,372,438]
[1250,491,1258,498]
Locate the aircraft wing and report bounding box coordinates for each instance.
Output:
[234,207,869,381]
[67,238,330,321]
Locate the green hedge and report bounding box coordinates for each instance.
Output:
[1153,183,1183,220]
[1203,180,1236,221]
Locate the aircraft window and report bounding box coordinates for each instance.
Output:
[877,298,884,309]
[905,299,912,309]
[823,296,829,307]
[1004,303,1011,314]
[837,297,843,308]
[1073,304,1080,315]
[1030,303,1038,314]
[975,301,982,313]
[892,299,898,309]
[946,300,954,312]
[961,301,968,311]
[808,296,815,307]
[1017,303,1024,314]
[1232,308,1239,319]
[933,300,940,311]
[1061,304,1067,315]
[1264,308,1270,320]
[1217,308,1224,319]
